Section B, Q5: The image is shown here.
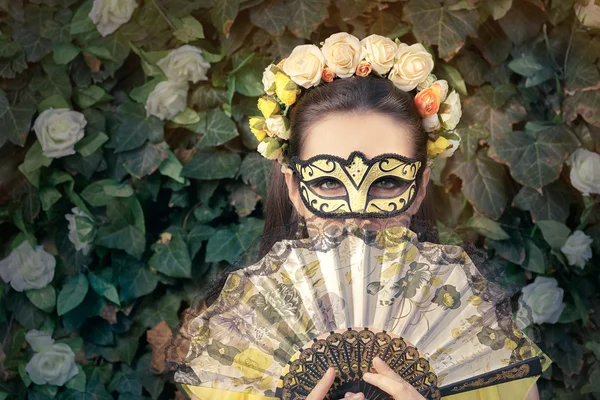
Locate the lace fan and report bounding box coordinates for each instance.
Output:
[175,225,549,399]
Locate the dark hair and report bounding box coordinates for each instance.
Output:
[263,76,436,238]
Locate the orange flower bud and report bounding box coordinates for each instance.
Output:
[321,66,335,83]
[355,61,373,77]
[414,82,444,117]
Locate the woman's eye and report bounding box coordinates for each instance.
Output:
[319,179,341,190]
[310,179,346,196]
[369,178,407,197]
[374,179,398,189]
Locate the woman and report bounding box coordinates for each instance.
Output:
[175,34,544,400]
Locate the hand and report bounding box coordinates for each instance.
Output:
[306,367,336,400]
[345,357,426,400]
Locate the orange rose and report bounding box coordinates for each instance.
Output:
[355,61,372,77]
[321,66,335,82]
[414,82,443,117]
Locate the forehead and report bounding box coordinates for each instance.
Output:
[300,112,415,160]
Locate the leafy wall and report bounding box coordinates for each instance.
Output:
[0,0,599,399]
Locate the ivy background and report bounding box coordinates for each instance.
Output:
[0,0,599,399]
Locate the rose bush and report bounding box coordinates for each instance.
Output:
[0,1,598,399]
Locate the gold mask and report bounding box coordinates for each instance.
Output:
[291,151,423,219]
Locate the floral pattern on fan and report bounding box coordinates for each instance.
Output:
[175,225,550,397]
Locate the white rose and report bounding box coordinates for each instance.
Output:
[360,34,398,75]
[25,330,54,353]
[567,148,600,196]
[157,45,210,84]
[262,64,277,95]
[146,80,189,120]
[439,90,462,130]
[0,241,55,292]
[26,342,78,386]
[561,230,594,269]
[33,108,87,159]
[89,0,137,37]
[65,207,96,256]
[575,0,600,29]
[283,44,325,88]
[438,131,461,158]
[265,115,290,140]
[321,32,362,78]
[257,138,284,160]
[388,43,434,91]
[422,114,441,132]
[517,276,565,327]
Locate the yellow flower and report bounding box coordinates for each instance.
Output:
[442,292,455,307]
[468,295,482,306]
[427,136,451,157]
[275,72,299,106]
[248,117,267,141]
[505,338,518,350]
[451,328,462,338]
[233,348,273,379]
[257,97,280,119]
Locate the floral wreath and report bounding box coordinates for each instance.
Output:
[248,32,463,168]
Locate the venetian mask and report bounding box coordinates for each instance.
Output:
[291,151,423,219]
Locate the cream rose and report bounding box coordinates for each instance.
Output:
[439,90,462,130]
[265,115,290,140]
[146,80,189,120]
[262,64,277,95]
[422,114,441,132]
[321,32,362,78]
[360,34,397,75]
[89,0,137,37]
[257,138,285,160]
[388,43,434,91]
[65,207,96,256]
[0,241,55,292]
[33,108,87,159]
[575,0,600,29]
[283,45,325,88]
[25,330,78,386]
[567,148,600,196]
[156,46,210,83]
[516,276,565,327]
[561,230,594,269]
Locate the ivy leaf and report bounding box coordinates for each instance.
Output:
[536,220,571,250]
[239,153,271,200]
[404,0,479,60]
[189,84,227,110]
[249,0,291,36]
[96,225,145,260]
[228,183,260,217]
[5,292,45,330]
[64,365,86,393]
[12,24,52,62]
[81,179,133,207]
[57,273,89,316]
[88,272,120,306]
[489,125,579,189]
[121,141,169,179]
[497,1,546,46]
[455,49,489,86]
[563,89,600,127]
[118,260,159,302]
[456,123,489,162]
[70,0,95,35]
[173,15,205,43]
[114,103,164,153]
[206,218,265,263]
[486,228,525,265]
[187,225,216,258]
[211,0,240,36]
[137,293,182,329]
[287,0,329,39]
[483,0,512,20]
[564,35,600,95]
[75,131,109,157]
[466,215,510,240]
[478,84,516,109]
[197,108,239,148]
[462,94,522,139]
[31,58,72,99]
[25,285,56,313]
[0,90,36,146]
[449,150,511,220]
[523,239,546,274]
[149,232,192,278]
[512,180,574,223]
[182,149,241,180]
[53,42,80,64]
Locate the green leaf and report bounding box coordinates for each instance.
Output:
[75,131,109,157]
[172,108,201,125]
[512,180,574,223]
[523,238,546,274]
[189,83,227,110]
[496,1,545,46]
[149,232,192,278]
[0,90,36,146]
[38,94,70,112]
[74,85,112,109]
[158,150,185,183]
[484,0,512,20]
[19,141,53,177]
[490,125,579,189]
[206,218,264,263]
[129,77,164,104]
[456,123,488,162]
[478,84,516,109]
[32,58,72,99]
[121,141,169,179]
[287,0,328,39]
[25,285,56,313]
[108,364,142,395]
[114,103,164,153]
[211,0,241,35]
[57,273,89,316]
[228,183,259,217]
[81,179,133,207]
[53,42,80,64]
[182,149,241,180]
[563,88,600,127]
[233,58,265,97]
[239,153,271,200]
[507,56,547,77]
[88,272,120,305]
[466,215,510,240]
[449,150,510,220]
[65,365,86,393]
[96,225,145,260]
[197,108,239,147]
[536,220,571,250]
[436,221,463,245]
[486,229,525,265]
[435,63,467,97]
[40,187,62,211]
[118,260,159,302]
[187,224,216,258]
[455,50,489,86]
[404,0,479,60]
[565,35,600,95]
[0,40,21,58]
[173,15,205,43]
[462,94,523,139]
[137,293,182,328]
[6,292,45,330]
[249,0,291,36]
[70,0,95,34]
[12,24,52,63]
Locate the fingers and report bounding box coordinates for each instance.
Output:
[344,392,366,400]
[372,356,401,380]
[306,367,336,400]
[363,357,425,400]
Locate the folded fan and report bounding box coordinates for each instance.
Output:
[175,225,549,399]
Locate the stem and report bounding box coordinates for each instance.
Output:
[1,312,15,361]
[563,17,577,77]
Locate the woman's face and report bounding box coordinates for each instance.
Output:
[284,112,431,231]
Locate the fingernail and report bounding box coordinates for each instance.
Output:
[363,372,372,381]
[351,395,362,400]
